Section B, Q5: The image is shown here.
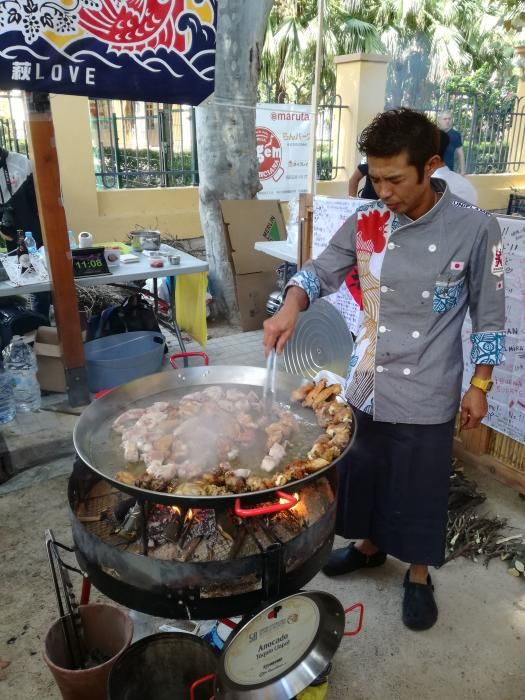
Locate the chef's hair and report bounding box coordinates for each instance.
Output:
[358,108,440,182]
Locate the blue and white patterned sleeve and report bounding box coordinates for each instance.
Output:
[468,216,506,365]
[285,213,358,305]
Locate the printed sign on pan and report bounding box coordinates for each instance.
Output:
[256,104,311,200]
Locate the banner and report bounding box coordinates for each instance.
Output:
[0,0,217,105]
[256,104,311,200]
[462,215,525,444]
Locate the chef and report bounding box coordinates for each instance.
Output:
[263,107,505,631]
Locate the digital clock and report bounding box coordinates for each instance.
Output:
[71,247,111,278]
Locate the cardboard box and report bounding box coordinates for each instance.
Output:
[33,326,67,393]
[220,200,286,331]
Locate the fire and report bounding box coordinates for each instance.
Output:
[187,508,194,521]
[170,506,181,515]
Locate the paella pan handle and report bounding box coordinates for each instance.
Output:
[234,490,298,517]
[169,352,209,369]
[343,602,364,636]
[189,672,215,700]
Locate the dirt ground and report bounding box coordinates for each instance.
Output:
[0,461,524,700]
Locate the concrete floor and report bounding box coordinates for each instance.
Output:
[0,459,523,699]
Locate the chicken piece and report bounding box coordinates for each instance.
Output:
[224,471,247,493]
[290,382,315,403]
[283,460,309,482]
[234,398,251,413]
[269,442,286,462]
[237,412,258,430]
[218,399,235,413]
[305,458,330,472]
[232,468,251,479]
[265,423,284,450]
[307,435,331,460]
[328,403,353,424]
[115,470,136,485]
[246,390,263,411]
[302,379,327,407]
[146,460,179,481]
[226,388,248,401]
[151,402,171,412]
[315,404,333,428]
[113,408,145,433]
[201,386,224,401]
[135,472,169,492]
[173,481,207,496]
[237,428,256,445]
[311,384,342,410]
[227,447,239,461]
[326,424,351,448]
[123,438,140,463]
[261,455,279,472]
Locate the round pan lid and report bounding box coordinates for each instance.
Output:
[214,591,345,699]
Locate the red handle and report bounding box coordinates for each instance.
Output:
[189,673,215,700]
[234,490,298,518]
[94,389,113,399]
[170,352,209,369]
[343,602,364,636]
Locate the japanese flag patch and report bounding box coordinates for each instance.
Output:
[450,261,464,272]
[491,241,504,277]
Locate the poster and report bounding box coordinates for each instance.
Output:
[313,196,373,336]
[256,104,311,200]
[462,215,525,444]
[0,0,217,105]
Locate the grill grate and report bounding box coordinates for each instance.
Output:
[76,482,134,550]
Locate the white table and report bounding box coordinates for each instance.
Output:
[0,247,209,352]
[254,240,298,264]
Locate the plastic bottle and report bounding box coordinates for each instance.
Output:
[0,361,16,424]
[67,230,77,250]
[24,231,37,254]
[2,336,41,412]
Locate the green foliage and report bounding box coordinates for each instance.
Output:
[444,65,518,112]
[96,147,196,189]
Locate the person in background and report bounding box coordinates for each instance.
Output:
[432,130,478,204]
[348,162,378,199]
[263,107,505,632]
[438,111,465,174]
[0,148,50,320]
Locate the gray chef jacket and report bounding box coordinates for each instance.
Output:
[288,180,506,424]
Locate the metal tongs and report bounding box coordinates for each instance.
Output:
[263,347,278,416]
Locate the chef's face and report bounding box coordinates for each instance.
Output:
[368,151,439,219]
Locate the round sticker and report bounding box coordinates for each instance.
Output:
[222,595,321,685]
[256,126,283,181]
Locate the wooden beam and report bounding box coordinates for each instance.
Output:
[454,437,525,495]
[25,93,89,406]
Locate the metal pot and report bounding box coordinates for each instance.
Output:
[72,365,355,508]
[128,230,161,252]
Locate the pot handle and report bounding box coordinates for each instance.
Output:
[234,490,298,518]
[343,602,364,636]
[170,352,209,369]
[189,673,215,700]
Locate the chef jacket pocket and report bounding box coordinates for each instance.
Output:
[432,275,465,313]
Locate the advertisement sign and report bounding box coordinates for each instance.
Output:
[462,215,525,444]
[256,104,311,200]
[0,0,217,105]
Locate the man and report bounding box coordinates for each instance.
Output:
[0,148,50,320]
[438,111,465,174]
[432,130,478,204]
[263,108,505,631]
[348,162,378,199]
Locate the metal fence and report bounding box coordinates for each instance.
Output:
[407,92,525,175]
[0,91,28,155]
[90,100,199,189]
[317,95,346,180]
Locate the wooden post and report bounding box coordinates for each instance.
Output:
[25,92,89,407]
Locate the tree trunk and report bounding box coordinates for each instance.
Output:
[196,0,274,321]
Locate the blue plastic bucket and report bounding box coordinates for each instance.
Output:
[84,331,165,392]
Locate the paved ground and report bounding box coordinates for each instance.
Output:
[0,324,524,699]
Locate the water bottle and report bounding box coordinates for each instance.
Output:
[67,230,77,250]
[2,336,41,412]
[0,361,16,424]
[24,231,37,254]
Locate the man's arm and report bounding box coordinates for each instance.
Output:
[456,146,466,175]
[460,365,493,430]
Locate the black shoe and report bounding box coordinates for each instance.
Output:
[402,571,438,631]
[322,543,387,577]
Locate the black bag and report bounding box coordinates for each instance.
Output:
[0,301,50,351]
[86,294,163,341]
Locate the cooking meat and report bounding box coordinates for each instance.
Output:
[112,380,353,496]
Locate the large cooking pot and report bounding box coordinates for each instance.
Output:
[128,229,161,252]
[73,365,355,508]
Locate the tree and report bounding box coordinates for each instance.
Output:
[196,0,274,321]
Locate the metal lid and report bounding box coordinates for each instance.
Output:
[214,591,345,699]
[283,298,353,380]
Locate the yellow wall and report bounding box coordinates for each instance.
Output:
[51,94,202,244]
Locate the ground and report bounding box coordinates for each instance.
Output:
[0,461,523,699]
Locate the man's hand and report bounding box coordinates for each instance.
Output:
[263,286,308,355]
[460,386,488,430]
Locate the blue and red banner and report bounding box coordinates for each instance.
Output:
[0,0,217,104]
